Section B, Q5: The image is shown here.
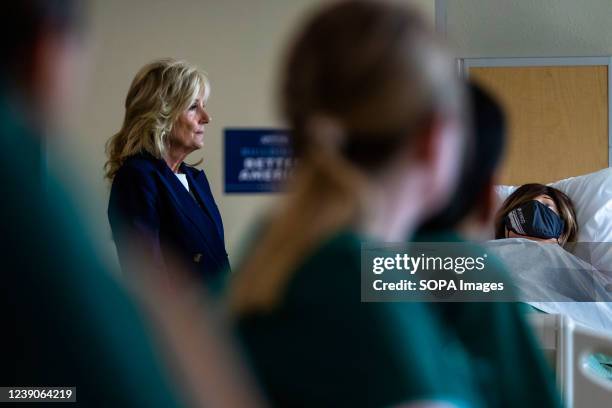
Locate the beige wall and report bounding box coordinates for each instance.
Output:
[445,0,612,57]
[62,0,608,266]
[53,0,434,266]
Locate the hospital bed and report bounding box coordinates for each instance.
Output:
[494,167,612,407]
[529,313,612,408]
[462,57,612,407]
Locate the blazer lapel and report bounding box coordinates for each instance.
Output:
[152,157,223,249]
[185,167,225,242]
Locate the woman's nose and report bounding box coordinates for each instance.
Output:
[199,107,211,124]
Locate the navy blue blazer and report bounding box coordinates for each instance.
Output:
[108,153,229,283]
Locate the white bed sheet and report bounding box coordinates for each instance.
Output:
[485,238,612,333]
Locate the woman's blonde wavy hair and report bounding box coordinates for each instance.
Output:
[104,58,210,180]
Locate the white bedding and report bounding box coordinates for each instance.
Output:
[495,167,612,275]
[485,238,612,333]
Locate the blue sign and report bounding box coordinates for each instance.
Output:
[224,128,295,193]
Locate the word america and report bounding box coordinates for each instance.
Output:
[372,253,487,275]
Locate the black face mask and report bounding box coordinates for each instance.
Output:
[504,200,565,240]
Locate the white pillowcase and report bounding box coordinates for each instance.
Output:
[495,167,612,273]
[495,185,518,204]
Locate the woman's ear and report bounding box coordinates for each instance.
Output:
[29,27,84,126]
[388,113,465,227]
[410,116,442,165]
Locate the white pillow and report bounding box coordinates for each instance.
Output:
[495,168,612,273]
[551,168,612,243]
[495,185,517,204]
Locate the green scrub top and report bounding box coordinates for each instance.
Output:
[236,230,486,408]
[414,230,562,407]
[0,88,184,407]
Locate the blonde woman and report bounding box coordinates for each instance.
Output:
[230,1,485,407]
[106,59,229,285]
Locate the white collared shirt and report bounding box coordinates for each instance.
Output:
[175,173,190,192]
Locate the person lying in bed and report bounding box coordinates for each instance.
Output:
[489,183,612,334]
[495,184,578,246]
[416,83,562,407]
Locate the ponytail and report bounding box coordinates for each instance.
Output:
[230,122,366,314]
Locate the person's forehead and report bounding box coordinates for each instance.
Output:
[535,194,557,205]
[194,90,207,103]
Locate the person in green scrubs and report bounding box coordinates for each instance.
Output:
[0,1,185,405]
[230,2,486,407]
[415,83,561,407]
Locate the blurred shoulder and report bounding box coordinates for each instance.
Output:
[119,153,159,172]
[285,230,363,303]
[112,153,162,183]
[299,230,362,272]
[182,164,207,179]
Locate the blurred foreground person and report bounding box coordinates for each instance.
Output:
[418,83,506,241]
[106,59,229,289]
[417,84,561,407]
[230,1,481,407]
[0,2,258,406]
